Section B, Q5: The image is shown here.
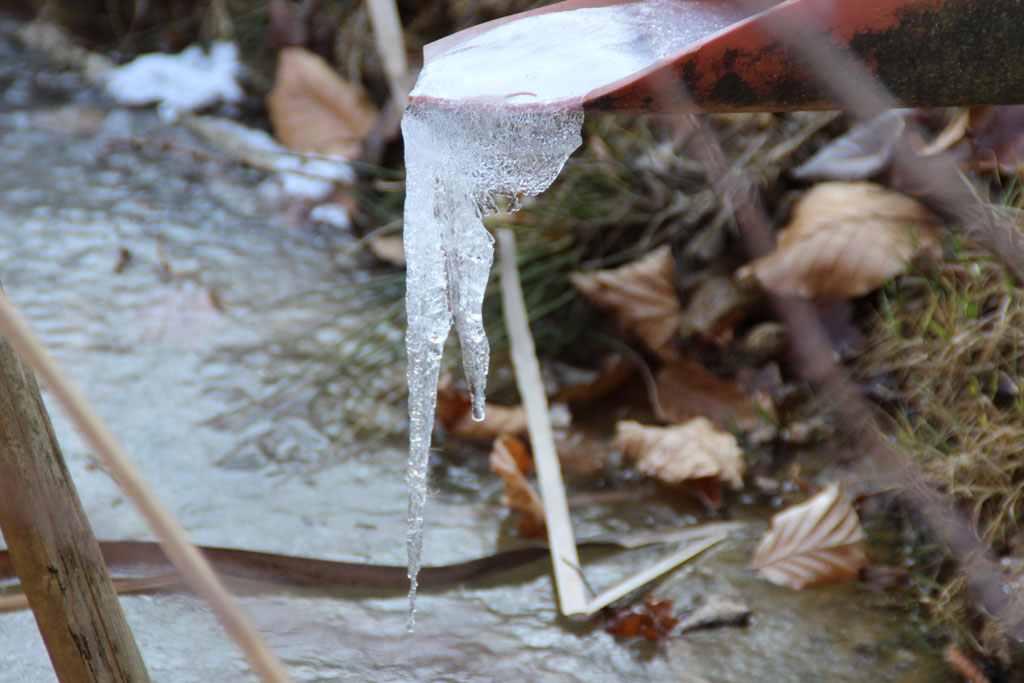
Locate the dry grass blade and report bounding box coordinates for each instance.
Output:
[738,181,943,298]
[0,292,291,683]
[499,229,588,616]
[489,435,545,537]
[365,0,411,108]
[570,245,684,357]
[615,418,745,489]
[751,483,866,589]
[267,47,377,159]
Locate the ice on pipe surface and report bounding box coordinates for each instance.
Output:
[402,0,746,626]
[412,0,745,104]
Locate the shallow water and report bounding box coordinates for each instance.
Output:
[0,19,951,682]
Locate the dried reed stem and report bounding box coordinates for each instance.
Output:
[498,228,588,616]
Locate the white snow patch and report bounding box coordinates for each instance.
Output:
[104,42,243,120]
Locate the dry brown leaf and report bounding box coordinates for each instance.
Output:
[678,274,751,346]
[604,595,679,642]
[267,47,377,159]
[570,246,684,357]
[489,434,545,537]
[368,235,406,266]
[654,358,760,433]
[965,105,1024,175]
[548,354,634,404]
[737,182,943,298]
[437,374,527,440]
[615,418,745,494]
[751,483,867,589]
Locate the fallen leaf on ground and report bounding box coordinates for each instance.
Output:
[678,274,752,346]
[553,427,615,477]
[267,47,377,159]
[604,595,679,642]
[547,354,634,404]
[654,358,761,433]
[436,374,527,440]
[489,434,545,537]
[792,110,909,182]
[570,246,684,358]
[368,235,405,266]
[751,483,866,589]
[675,594,751,634]
[738,182,943,298]
[964,105,1024,175]
[615,418,745,508]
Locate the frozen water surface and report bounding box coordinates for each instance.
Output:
[0,13,953,682]
[402,0,749,621]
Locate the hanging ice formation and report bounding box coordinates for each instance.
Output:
[401,0,747,628]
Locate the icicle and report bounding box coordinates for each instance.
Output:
[401,103,582,626]
[400,0,743,628]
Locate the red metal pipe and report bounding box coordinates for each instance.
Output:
[412,0,1024,114]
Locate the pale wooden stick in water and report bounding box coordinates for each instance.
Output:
[498,229,589,616]
[0,291,291,683]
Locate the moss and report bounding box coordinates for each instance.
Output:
[855,241,1024,664]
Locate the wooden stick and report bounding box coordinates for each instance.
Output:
[0,574,182,614]
[498,229,588,616]
[0,290,291,683]
[0,330,150,682]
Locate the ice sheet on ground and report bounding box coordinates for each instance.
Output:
[104,42,242,120]
[412,0,746,104]
[186,116,354,201]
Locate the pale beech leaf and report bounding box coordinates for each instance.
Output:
[751,483,867,589]
[614,418,745,489]
[489,435,545,537]
[267,47,377,159]
[738,182,942,298]
[570,246,684,357]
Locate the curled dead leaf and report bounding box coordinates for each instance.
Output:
[547,354,634,404]
[489,435,545,537]
[738,182,943,298]
[792,110,909,182]
[604,595,678,642]
[964,105,1024,175]
[437,374,527,440]
[751,483,866,589]
[654,358,760,433]
[570,246,684,358]
[615,418,744,508]
[678,274,752,346]
[267,47,377,159]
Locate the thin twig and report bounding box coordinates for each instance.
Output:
[0,291,291,683]
[498,229,589,616]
